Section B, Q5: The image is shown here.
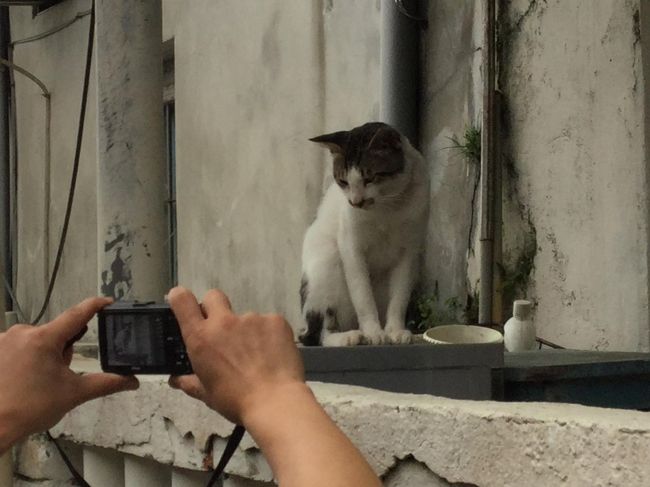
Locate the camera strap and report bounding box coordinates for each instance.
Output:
[49,424,245,486]
[207,424,246,486]
[47,431,91,487]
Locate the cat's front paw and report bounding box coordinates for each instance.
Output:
[386,329,413,345]
[322,330,363,347]
[361,330,387,345]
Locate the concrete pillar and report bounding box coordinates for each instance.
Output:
[171,467,211,487]
[95,0,169,302]
[124,455,171,487]
[83,446,124,487]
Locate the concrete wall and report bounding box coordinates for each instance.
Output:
[172,0,380,326]
[499,0,650,351]
[40,377,650,487]
[420,1,483,310]
[7,0,650,351]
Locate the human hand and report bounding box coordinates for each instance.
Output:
[0,297,139,453]
[168,287,305,425]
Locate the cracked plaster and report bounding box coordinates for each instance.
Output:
[45,373,650,487]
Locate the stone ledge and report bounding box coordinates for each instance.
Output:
[50,358,650,486]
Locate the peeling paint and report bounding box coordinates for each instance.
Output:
[101,224,134,300]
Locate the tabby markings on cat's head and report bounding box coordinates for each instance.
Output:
[310,122,408,210]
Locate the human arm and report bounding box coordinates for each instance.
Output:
[0,297,139,454]
[168,287,382,487]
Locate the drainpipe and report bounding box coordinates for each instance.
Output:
[380,0,423,147]
[95,0,169,303]
[0,6,10,310]
[479,0,498,326]
[0,234,11,487]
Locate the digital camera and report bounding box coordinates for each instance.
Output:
[98,302,192,375]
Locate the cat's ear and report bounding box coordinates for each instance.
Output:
[309,131,349,155]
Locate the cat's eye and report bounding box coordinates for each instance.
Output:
[338,179,348,188]
[365,172,392,185]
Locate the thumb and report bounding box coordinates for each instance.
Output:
[74,373,139,405]
[169,374,208,402]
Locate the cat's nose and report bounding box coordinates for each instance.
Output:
[349,198,374,208]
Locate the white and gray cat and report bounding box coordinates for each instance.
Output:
[299,122,430,347]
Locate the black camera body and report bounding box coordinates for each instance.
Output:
[98,302,192,375]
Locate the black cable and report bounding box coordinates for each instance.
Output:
[2,273,26,322]
[46,431,91,487]
[207,425,246,487]
[30,0,94,325]
[42,2,94,484]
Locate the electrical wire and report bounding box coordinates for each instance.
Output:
[0,57,49,94]
[29,0,93,325]
[42,3,94,482]
[12,8,91,46]
[2,274,26,323]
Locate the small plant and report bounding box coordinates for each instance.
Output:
[407,285,466,333]
[446,124,481,164]
[500,232,537,307]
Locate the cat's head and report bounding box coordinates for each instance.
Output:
[310,122,413,210]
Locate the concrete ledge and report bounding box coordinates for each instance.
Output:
[45,358,650,486]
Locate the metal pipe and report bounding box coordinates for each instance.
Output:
[479,0,497,325]
[380,0,421,147]
[492,90,503,324]
[0,206,11,486]
[0,57,51,320]
[8,45,17,291]
[11,9,91,46]
[0,6,10,311]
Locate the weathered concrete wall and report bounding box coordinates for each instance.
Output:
[499,0,650,351]
[40,369,650,487]
[172,0,380,327]
[8,0,650,350]
[420,1,483,313]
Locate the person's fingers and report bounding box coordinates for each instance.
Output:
[74,373,139,406]
[168,375,208,402]
[169,287,204,336]
[46,297,112,346]
[201,289,233,319]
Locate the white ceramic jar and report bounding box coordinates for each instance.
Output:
[504,300,536,352]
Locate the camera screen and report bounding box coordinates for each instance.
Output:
[104,313,167,367]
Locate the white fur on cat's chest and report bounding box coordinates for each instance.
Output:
[341,216,410,273]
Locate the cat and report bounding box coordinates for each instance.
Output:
[299,122,430,347]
